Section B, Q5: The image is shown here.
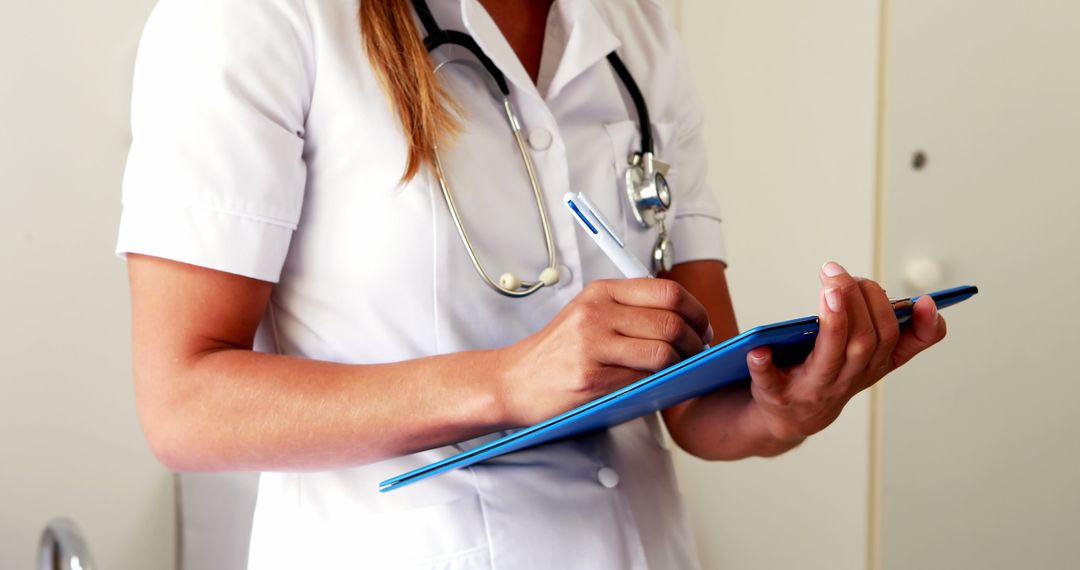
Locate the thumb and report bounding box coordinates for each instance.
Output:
[747,347,788,403]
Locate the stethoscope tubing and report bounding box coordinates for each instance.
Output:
[430,59,558,297]
[605,52,652,155]
[412,0,666,295]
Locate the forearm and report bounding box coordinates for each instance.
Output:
[136,347,511,472]
[129,255,728,473]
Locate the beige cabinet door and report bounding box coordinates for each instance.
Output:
[881,1,1080,568]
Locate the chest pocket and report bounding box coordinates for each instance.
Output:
[600,120,680,266]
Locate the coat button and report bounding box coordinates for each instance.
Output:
[554,263,573,288]
[597,466,620,489]
[528,128,553,150]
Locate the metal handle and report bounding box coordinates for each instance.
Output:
[38,518,96,570]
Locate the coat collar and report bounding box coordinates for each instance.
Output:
[457,0,621,101]
[540,0,622,99]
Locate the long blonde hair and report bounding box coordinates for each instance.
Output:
[360,0,459,182]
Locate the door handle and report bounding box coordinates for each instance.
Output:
[38,518,96,570]
[904,258,945,292]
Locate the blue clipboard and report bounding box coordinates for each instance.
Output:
[380,285,978,492]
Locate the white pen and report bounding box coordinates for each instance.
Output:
[564,192,652,279]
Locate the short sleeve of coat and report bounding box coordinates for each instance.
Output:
[116,0,314,282]
[665,24,727,267]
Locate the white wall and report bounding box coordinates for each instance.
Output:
[0,1,175,569]
[674,1,882,568]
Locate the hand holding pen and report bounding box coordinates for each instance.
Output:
[481,193,713,426]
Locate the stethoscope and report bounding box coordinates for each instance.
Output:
[413,0,674,297]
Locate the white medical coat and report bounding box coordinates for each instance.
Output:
[117,0,727,567]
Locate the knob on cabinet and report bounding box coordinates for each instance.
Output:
[904,258,944,292]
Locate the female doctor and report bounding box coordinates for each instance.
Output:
[117,0,947,568]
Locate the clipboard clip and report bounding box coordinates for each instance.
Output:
[889,296,914,310]
[814,297,914,325]
[890,296,916,324]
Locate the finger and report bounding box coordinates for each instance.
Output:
[820,262,878,380]
[803,284,848,382]
[594,279,712,343]
[608,305,706,358]
[598,335,683,372]
[747,347,791,410]
[857,278,901,384]
[891,295,948,369]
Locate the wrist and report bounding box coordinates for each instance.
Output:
[665,387,796,460]
[739,402,806,457]
[484,345,524,430]
[415,348,519,439]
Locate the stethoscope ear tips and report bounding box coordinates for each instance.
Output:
[499,272,523,291]
[498,268,560,292]
[538,267,561,286]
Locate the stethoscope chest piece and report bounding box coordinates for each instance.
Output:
[652,228,674,273]
[625,152,672,228]
[625,151,675,273]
